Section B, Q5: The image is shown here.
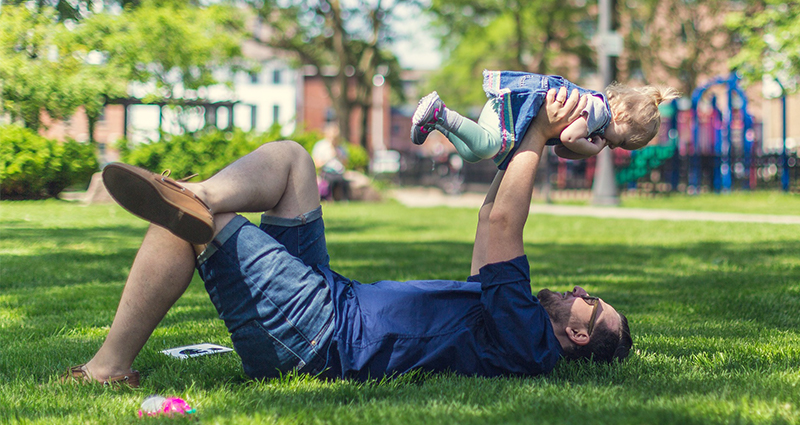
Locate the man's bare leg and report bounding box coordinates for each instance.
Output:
[185,140,320,219]
[81,224,196,381]
[79,141,320,382]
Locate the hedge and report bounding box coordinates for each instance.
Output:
[0,124,369,199]
[116,127,369,180]
[0,125,98,199]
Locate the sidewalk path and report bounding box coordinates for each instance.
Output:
[390,188,800,225]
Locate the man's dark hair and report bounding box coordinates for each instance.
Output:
[563,313,632,363]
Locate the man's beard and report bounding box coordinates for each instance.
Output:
[537,289,570,325]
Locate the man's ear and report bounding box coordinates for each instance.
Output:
[565,327,590,346]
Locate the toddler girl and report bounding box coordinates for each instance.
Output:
[411,70,679,169]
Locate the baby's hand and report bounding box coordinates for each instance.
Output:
[590,135,607,149]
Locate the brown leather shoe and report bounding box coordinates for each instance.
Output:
[62,364,141,388]
[102,163,214,244]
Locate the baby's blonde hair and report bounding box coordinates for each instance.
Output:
[606,83,680,149]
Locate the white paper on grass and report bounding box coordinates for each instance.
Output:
[161,343,233,359]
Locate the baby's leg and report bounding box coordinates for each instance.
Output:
[437,129,483,163]
[438,99,502,160]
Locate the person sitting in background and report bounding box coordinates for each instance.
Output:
[312,124,350,201]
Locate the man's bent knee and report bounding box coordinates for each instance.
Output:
[257,140,310,160]
[193,213,237,257]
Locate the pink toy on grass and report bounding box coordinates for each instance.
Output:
[138,395,196,417]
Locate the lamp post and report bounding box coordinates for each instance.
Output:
[591,0,621,206]
[779,87,788,192]
[763,75,789,192]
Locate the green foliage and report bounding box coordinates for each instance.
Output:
[423,17,517,111]
[727,1,800,92]
[118,129,264,180]
[283,126,323,154]
[344,143,370,171]
[2,0,122,22]
[113,0,247,100]
[0,2,247,134]
[49,137,101,195]
[0,6,76,130]
[0,125,98,199]
[254,0,405,146]
[427,0,592,109]
[621,0,740,95]
[117,127,358,180]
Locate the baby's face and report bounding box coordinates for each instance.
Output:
[605,120,633,150]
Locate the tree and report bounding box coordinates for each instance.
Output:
[1,1,247,138]
[0,6,74,130]
[426,0,592,111]
[4,0,139,22]
[254,0,407,147]
[619,0,752,95]
[727,0,800,93]
[69,1,247,106]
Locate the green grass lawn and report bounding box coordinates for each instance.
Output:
[1,198,799,424]
[541,190,800,216]
[618,191,800,216]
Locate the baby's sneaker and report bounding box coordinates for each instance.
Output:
[411,91,445,145]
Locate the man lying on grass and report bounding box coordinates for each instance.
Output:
[63,87,631,387]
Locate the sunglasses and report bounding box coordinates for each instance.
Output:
[581,295,600,335]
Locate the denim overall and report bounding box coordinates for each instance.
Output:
[482,70,611,169]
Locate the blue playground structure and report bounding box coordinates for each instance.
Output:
[612,72,797,194]
[689,72,754,193]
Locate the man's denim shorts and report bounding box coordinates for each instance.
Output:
[196,207,334,379]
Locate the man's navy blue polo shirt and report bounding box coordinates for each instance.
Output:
[321,255,563,380]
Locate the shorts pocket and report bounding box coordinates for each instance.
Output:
[231,320,307,379]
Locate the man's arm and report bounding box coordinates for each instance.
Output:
[471,170,503,276]
[475,87,587,267]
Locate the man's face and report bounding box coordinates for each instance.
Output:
[538,286,621,336]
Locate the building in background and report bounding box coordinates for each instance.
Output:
[39,38,301,165]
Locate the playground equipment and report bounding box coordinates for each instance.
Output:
[689,72,754,193]
[616,72,776,193]
[460,72,794,194]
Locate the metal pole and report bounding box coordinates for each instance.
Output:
[591,0,620,206]
[782,94,789,191]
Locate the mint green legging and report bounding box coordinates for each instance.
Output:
[437,99,502,163]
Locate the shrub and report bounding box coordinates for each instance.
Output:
[118,128,264,180]
[117,126,367,179]
[48,138,100,196]
[344,143,369,171]
[0,125,97,199]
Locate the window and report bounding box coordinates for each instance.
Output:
[273,105,280,125]
[273,69,282,85]
[249,71,259,84]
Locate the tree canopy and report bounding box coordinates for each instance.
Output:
[0,1,247,137]
[425,0,592,112]
[620,0,746,96]
[727,0,800,94]
[0,6,112,131]
[253,0,408,147]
